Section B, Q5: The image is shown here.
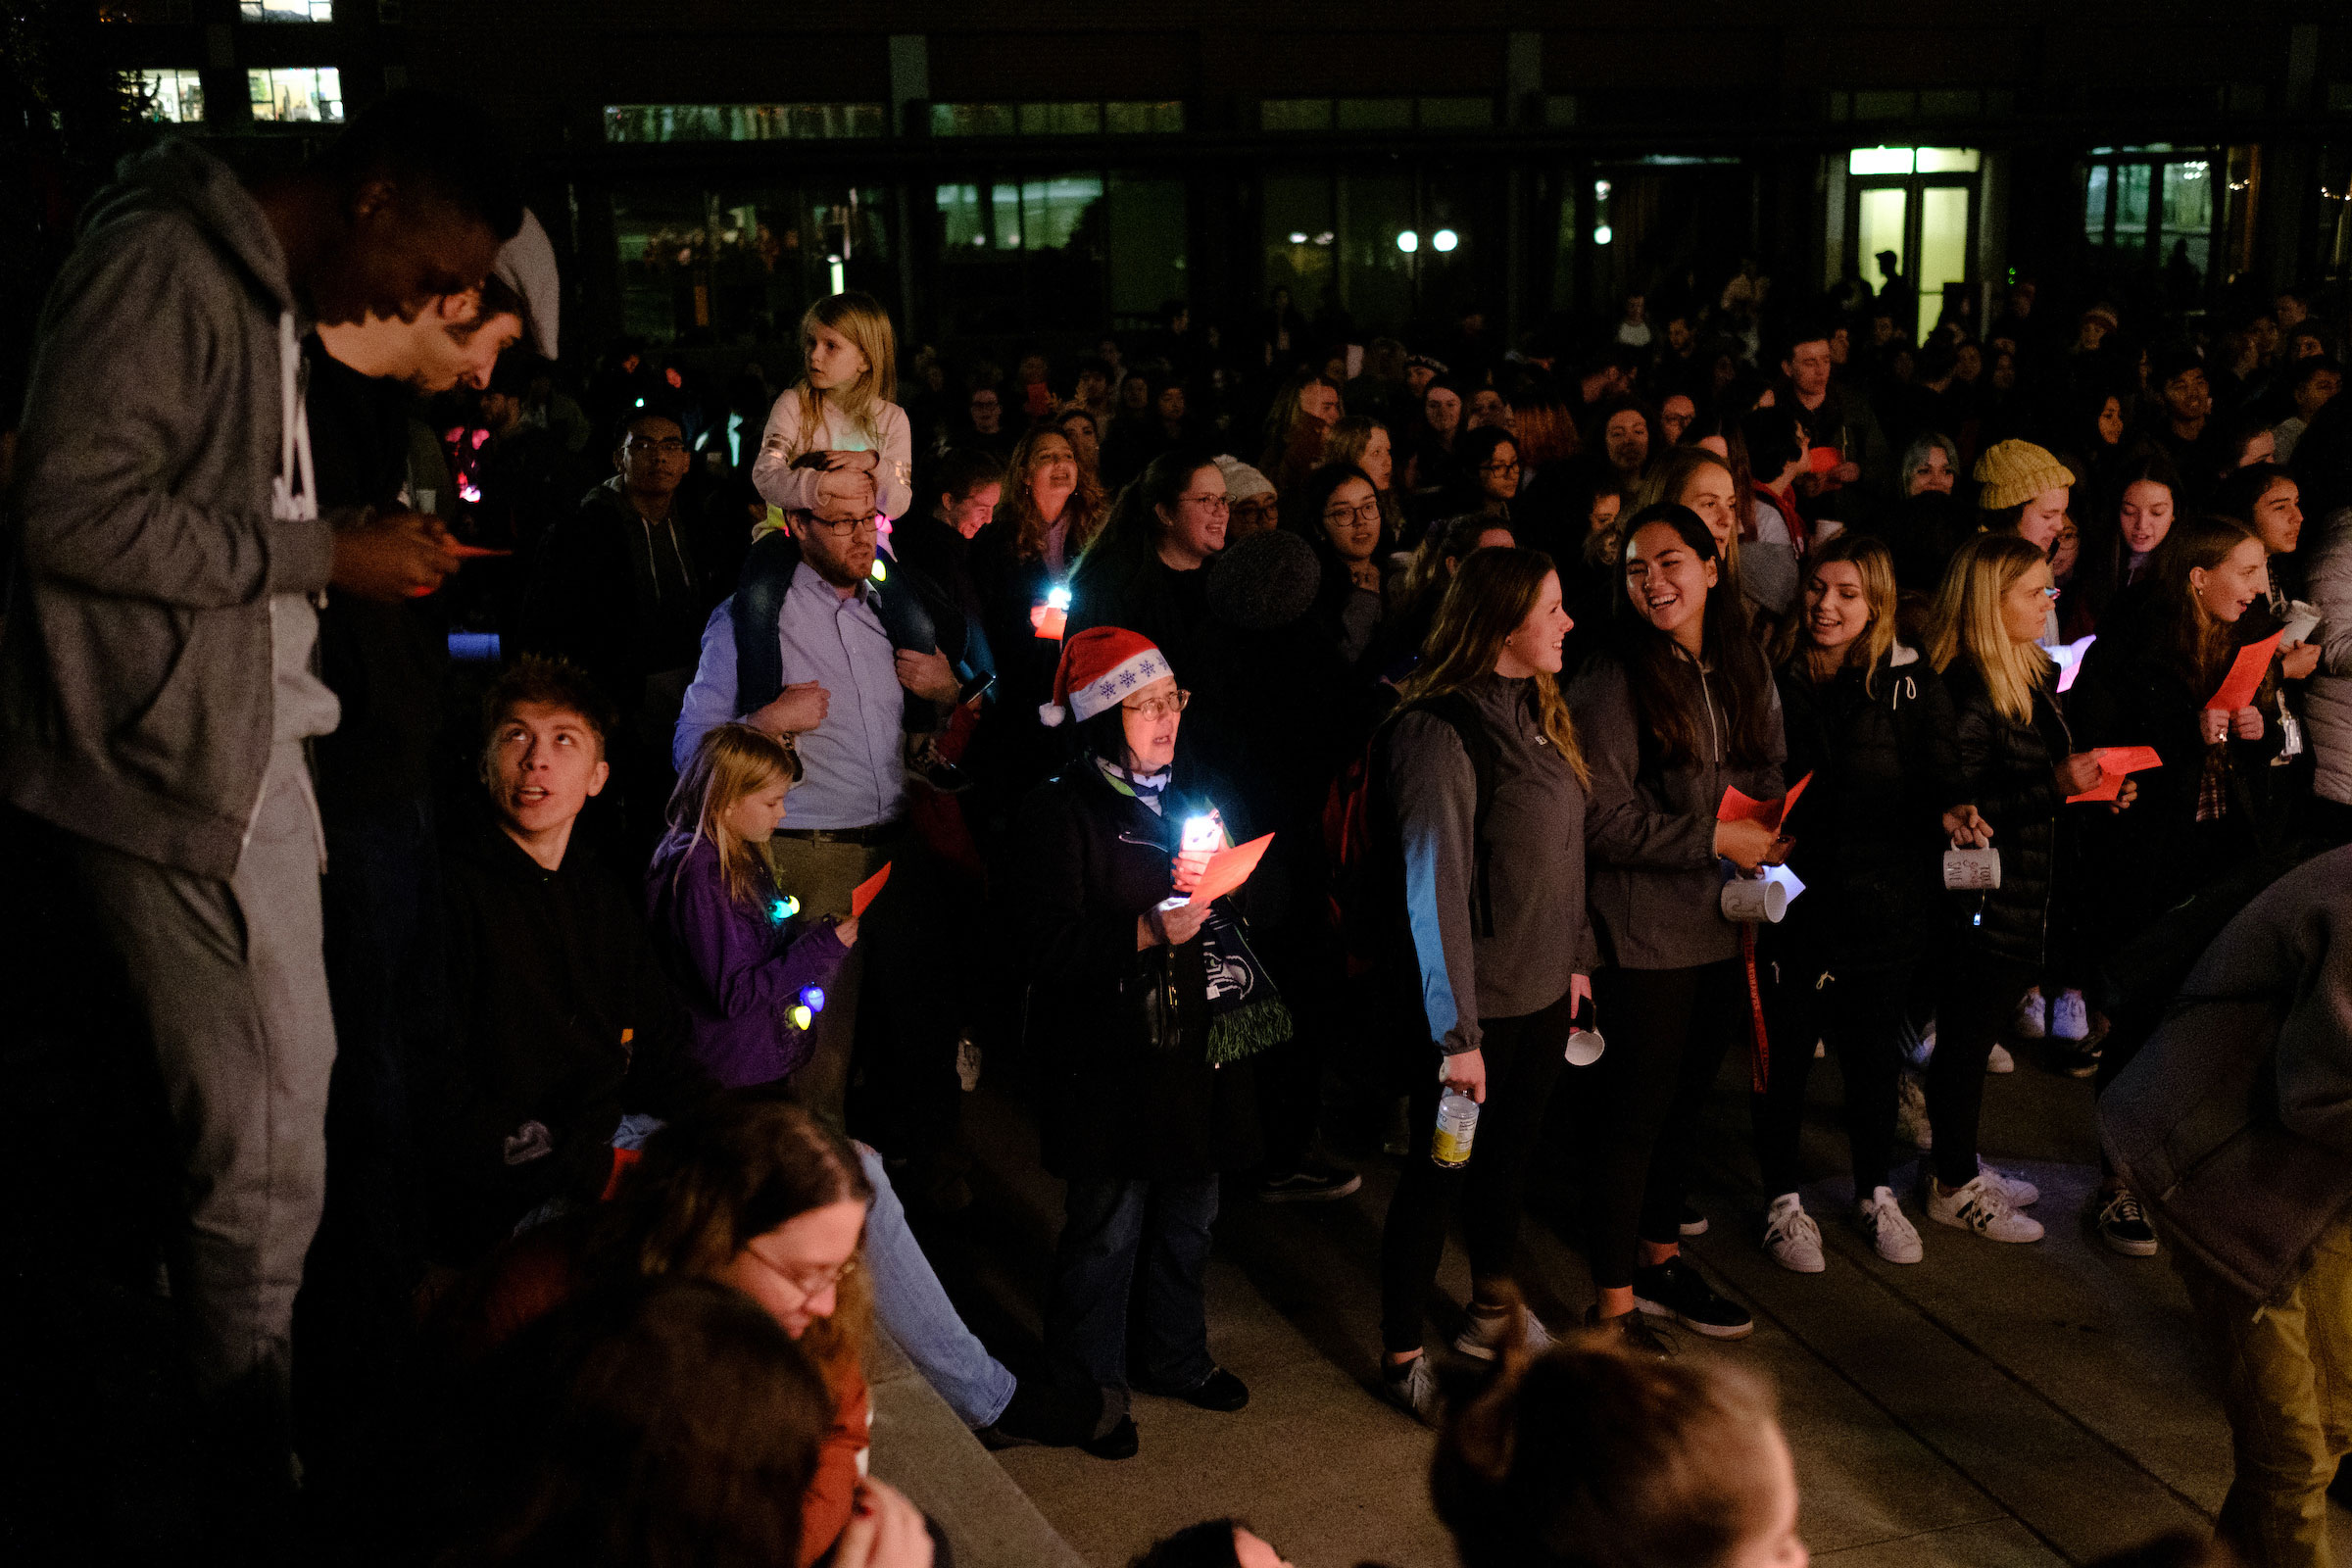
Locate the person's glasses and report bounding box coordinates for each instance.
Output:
[745,1248,860,1305]
[1179,492,1231,514]
[629,438,689,456]
[1324,500,1383,526]
[808,515,880,537]
[1481,460,1522,475]
[1123,689,1191,717]
[2037,586,2061,601]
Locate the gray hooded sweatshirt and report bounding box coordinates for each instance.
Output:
[3,140,346,879]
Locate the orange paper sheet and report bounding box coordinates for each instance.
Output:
[1181,832,1273,906]
[2206,632,2283,712]
[2066,746,2165,804]
[851,862,892,918]
[1717,771,1813,832]
[1030,605,1068,639]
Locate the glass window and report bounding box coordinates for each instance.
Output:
[2114,163,2153,240]
[247,67,341,122]
[1853,90,1913,121]
[1417,97,1494,129]
[1261,99,1333,132]
[1915,147,1980,173]
[2159,160,2213,280]
[1018,102,1102,136]
[1342,171,1414,329]
[1106,172,1186,318]
[1919,89,1980,119]
[102,0,193,19]
[241,0,332,18]
[1020,176,1102,252]
[1848,147,1913,176]
[613,183,893,348]
[1104,100,1185,135]
[603,104,884,142]
[1262,170,1336,318]
[2083,165,2111,241]
[1917,186,1970,339]
[1336,98,1413,131]
[124,68,205,122]
[931,103,1016,137]
[1544,94,1578,126]
[937,183,990,252]
[1856,188,1907,289]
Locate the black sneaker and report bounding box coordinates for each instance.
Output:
[2096,1189,2159,1257]
[1585,1304,1675,1358]
[2051,1036,2104,1080]
[1679,1200,1710,1237]
[1082,1415,1139,1460]
[976,1378,1097,1449]
[1257,1160,1363,1203]
[1633,1257,1753,1340]
[1140,1365,1250,1412]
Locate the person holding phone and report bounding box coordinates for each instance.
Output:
[1567,504,1787,1347]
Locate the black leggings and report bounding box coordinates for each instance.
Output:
[1588,960,1745,1291]
[1378,988,1574,1354]
[1927,948,2039,1188]
[1749,950,1912,1201]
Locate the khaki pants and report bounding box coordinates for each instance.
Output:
[2178,1218,2352,1568]
[763,833,894,1122]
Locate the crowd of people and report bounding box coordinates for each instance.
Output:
[8,93,2352,1568]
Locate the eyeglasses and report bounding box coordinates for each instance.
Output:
[627,437,689,456]
[2038,585,2062,601]
[1323,500,1383,526]
[1178,493,1231,514]
[742,1247,859,1305]
[1480,460,1522,475]
[806,515,880,538]
[1122,689,1191,717]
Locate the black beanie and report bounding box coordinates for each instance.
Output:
[1206,529,1321,630]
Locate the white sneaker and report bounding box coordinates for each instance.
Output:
[1381,1351,1445,1424]
[1895,1071,1934,1150]
[1977,1161,2039,1207]
[1908,1020,1937,1068]
[2051,990,2090,1042]
[1985,1043,2016,1074]
[2011,988,2046,1040]
[1925,1173,2044,1243]
[1763,1193,1826,1273]
[1856,1187,1924,1263]
[1452,1305,1554,1362]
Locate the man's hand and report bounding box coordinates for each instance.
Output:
[1441,1047,1488,1104]
[813,467,877,522]
[2282,642,2322,680]
[330,512,462,602]
[2056,753,2106,797]
[752,681,828,736]
[1942,806,1993,848]
[2110,777,2139,813]
[894,648,960,705]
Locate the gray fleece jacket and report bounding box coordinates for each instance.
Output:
[2,140,344,878]
[1389,672,1596,1055]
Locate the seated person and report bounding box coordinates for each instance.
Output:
[425,657,715,1262]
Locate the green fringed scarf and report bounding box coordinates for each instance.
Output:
[1200,906,1293,1065]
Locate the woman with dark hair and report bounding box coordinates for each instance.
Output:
[2070,451,2182,634]
[1065,449,1229,680]
[1752,534,1979,1271]
[1286,462,1396,666]
[1012,626,1266,1459]
[1102,369,1194,489]
[1375,549,1593,1417]
[1567,503,1786,1347]
[1441,426,1523,525]
[2213,461,2314,622]
[1324,413,1406,546]
[1406,375,1468,496]
[1637,445,1797,624]
[1591,394,1654,494]
[1383,514,1519,679]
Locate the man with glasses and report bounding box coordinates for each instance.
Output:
[523,406,715,845]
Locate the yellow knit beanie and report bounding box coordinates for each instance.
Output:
[1973,439,2075,511]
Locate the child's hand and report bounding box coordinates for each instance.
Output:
[834,915,860,949]
[830,450,880,472]
[813,468,877,521]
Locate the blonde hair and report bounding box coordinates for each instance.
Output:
[1926,533,2051,725]
[662,723,804,908]
[1774,532,1898,693]
[1397,546,1590,788]
[1637,446,1742,577]
[780,292,898,464]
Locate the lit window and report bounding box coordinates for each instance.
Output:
[1416,97,1494,130]
[930,103,1015,137]
[123,69,205,122]
[1017,102,1101,135]
[1848,147,1914,175]
[248,66,342,122]
[603,104,884,142]
[1104,101,1184,134]
[1916,147,1981,173]
[241,0,333,18]
[1261,99,1333,132]
[1336,98,1413,131]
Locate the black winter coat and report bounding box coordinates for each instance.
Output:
[1010,760,1261,1181]
[1769,646,1963,975]
[1941,659,2070,967]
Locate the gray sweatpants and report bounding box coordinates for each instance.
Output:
[74,746,336,1416]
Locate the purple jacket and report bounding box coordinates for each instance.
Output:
[646,834,851,1088]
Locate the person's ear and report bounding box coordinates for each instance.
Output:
[586,758,612,799]
[1702,557,1721,590]
[2187,565,2208,597]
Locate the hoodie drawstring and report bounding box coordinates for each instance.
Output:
[271,311,317,524]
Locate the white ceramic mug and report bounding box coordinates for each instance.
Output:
[1943,847,2002,891]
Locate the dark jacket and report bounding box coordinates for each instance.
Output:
[1065,552,1213,684]
[643,834,853,1090]
[1567,647,1787,971]
[1768,646,1963,975]
[428,815,714,1259]
[523,479,714,717]
[1010,760,1261,1181]
[1941,657,2070,967]
[889,514,997,688]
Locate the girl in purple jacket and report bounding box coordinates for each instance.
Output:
[649,723,857,1089]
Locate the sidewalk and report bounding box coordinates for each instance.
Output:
[926,1052,2352,1568]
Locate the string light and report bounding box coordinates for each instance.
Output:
[790,1004,813,1030]
[770,895,801,922]
[800,985,827,1014]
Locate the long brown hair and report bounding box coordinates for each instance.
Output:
[999,420,1105,564]
[661,723,803,909]
[1772,532,1899,693]
[1396,546,1589,786]
[1611,505,1780,767]
[2142,514,2265,691]
[586,1098,875,1384]
[1925,532,2050,725]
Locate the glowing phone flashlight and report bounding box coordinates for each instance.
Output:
[1181,814,1219,854]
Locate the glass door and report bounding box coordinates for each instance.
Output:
[1844,147,1980,342]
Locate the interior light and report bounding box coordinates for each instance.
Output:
[1396,229,1420,254]
[1433,228,1458,252]
[1288,230,1308,244]
[1593,225,1614,245]
[1314,230,1334,245]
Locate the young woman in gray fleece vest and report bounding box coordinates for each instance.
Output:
[1566,504,1788,1348]
[1376,547,1594,1423]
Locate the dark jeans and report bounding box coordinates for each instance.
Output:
[1250,919,1345,1176]
[1379,987,1574,1353]
[1927,948,2039,1188]
[1588,959,1745,1290]
[1750,949,1912,1200]
[298,794,445,1461]
[1044,1173,1220,1418]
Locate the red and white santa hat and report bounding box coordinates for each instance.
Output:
[1040,626,1171,727]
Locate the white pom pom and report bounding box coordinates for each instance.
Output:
[1038,703,1067,727]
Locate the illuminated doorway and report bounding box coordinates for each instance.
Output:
[1843,146,1980,342]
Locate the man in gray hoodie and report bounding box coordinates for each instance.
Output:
[0,92,518,1498]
